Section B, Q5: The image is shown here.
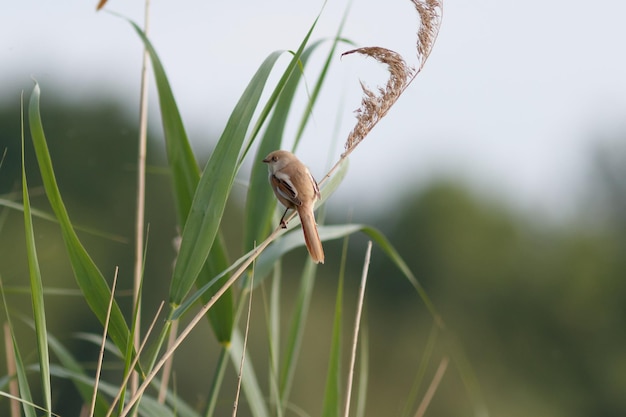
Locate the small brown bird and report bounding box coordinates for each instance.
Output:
[263,150,324,264]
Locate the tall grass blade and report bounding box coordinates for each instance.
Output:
[28,83,132,355]
[321,236,350,417]
[169,50,282,305]
[21,97,52,416]
[125,17,234,343]
[196,234,233,344]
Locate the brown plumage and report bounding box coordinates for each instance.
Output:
[263,150,324,264]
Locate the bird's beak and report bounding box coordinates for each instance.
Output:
[262,157,270,163]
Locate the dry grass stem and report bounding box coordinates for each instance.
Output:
[3,323,20,417]
[414,356,449,417]
[343,241,373,417]
[90,267,119,417]
[340,0,443,158]
[232,273,255,417]
[106,301,165,417]
[157,319,178,403]
[131,0,152,398]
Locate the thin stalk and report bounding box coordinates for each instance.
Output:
[132,0,151,397]
[343,241,372,417]
[3,322,20,417]
[232,275,254,417]
[414,357,449,417]
[90,268,119,417]
[158,320,178,403]
[105,302,165,417]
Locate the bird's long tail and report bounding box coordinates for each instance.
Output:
[297,205,324,264]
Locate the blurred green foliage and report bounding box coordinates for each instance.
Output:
[1,94,625,416]
[365,182,626,417]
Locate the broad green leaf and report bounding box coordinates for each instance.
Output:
[196,234,233,343]
[171,8,325,306]
[125,18,234,342]
[169,50,283,306]
[21,106,52,416]
[169,251,251,321]
[28,83,132,357]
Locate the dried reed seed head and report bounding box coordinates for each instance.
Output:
[412,0,443,68]
[341,47,415,153]
[341,0,443,156]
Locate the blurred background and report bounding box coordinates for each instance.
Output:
[1,0,626,416]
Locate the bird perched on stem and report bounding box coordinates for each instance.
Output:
[263,150,324,264]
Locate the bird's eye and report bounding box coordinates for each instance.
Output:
[272,156,278,162]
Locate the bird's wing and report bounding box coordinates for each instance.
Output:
[271,173,302,206]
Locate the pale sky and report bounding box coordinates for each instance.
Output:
[2,0,626,220]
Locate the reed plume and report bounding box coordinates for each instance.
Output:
[340,0,443,157]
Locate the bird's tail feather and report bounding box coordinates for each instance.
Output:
[297,205,324,264]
